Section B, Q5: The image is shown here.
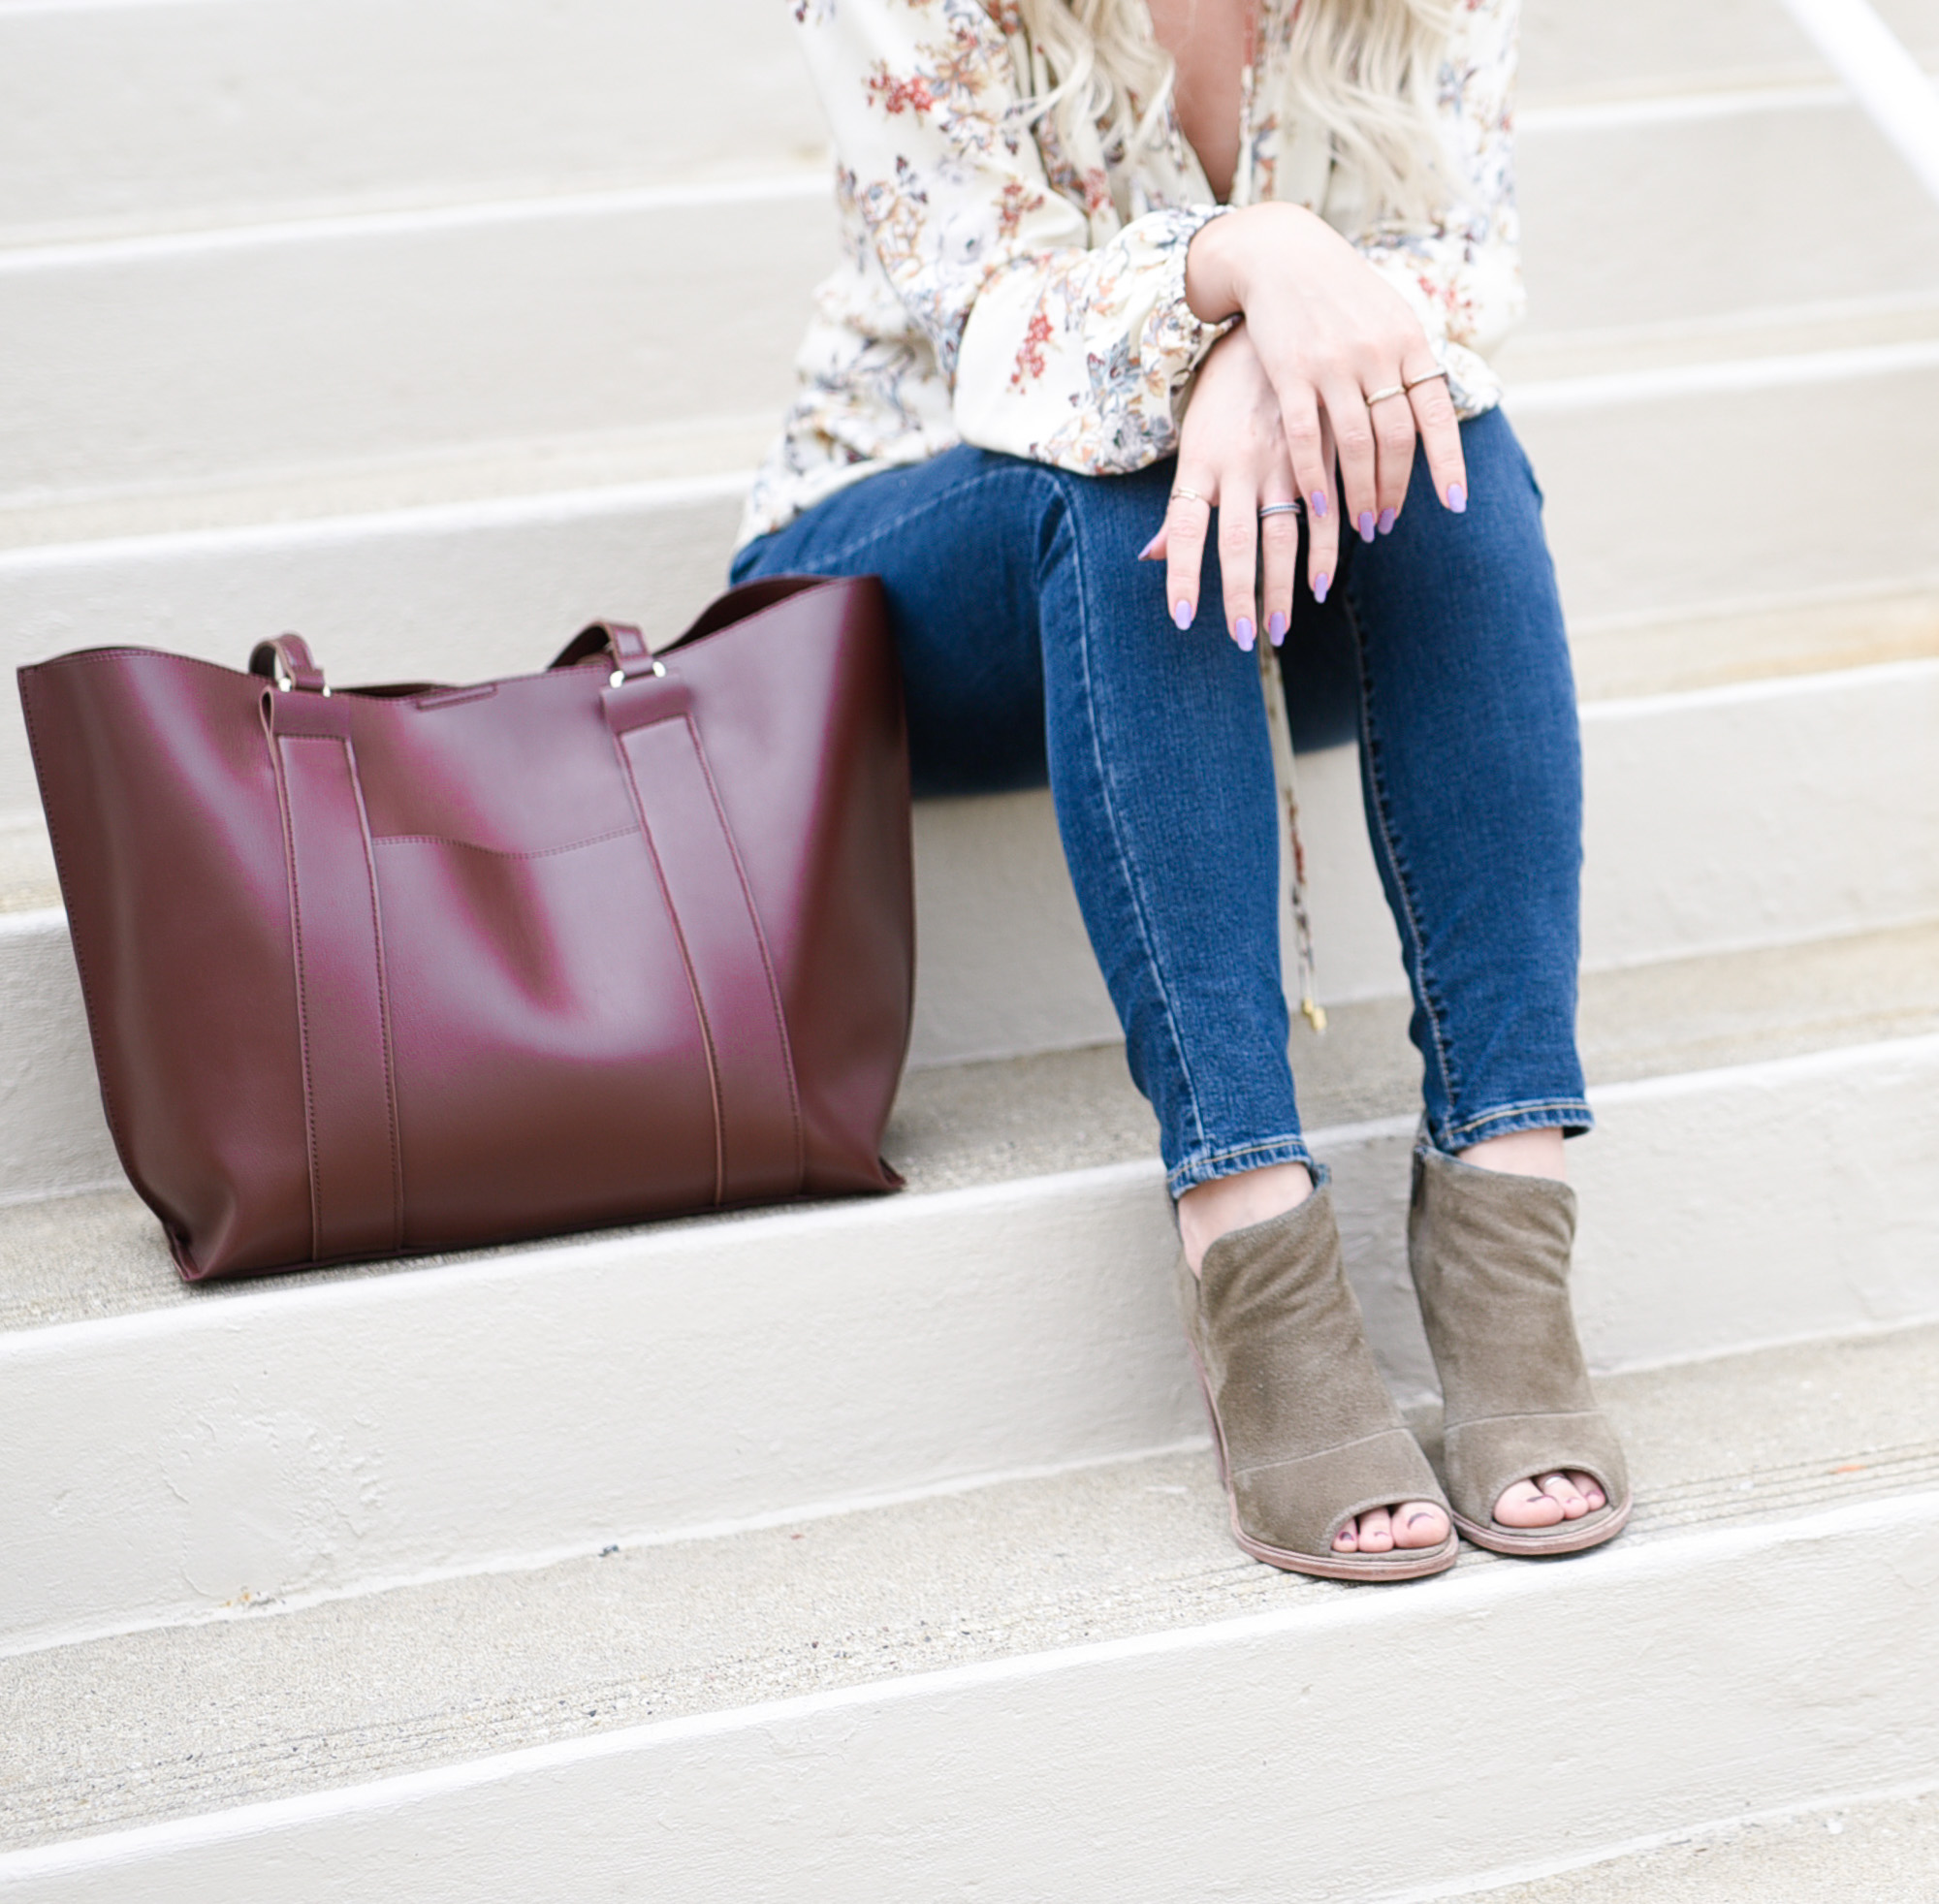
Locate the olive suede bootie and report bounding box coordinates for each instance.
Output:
[1407,1145,1631,1556]
[1178,1187,1456,1582]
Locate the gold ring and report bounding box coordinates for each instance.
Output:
[1170,487,1209,506]
[1364,384,1407,405]
[1403,368,1448,392]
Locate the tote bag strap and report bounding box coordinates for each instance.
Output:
[256,659,406,1262]
[603,664,805,1205]
[559,618,806,1205]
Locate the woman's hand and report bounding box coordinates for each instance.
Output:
[1156,202,1469,635]
[1142,323,1306,651]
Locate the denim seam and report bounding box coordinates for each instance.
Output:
[1166,1135,1315,1198]
[1054,469,1212,1160]
[1343,590,1461,1118]
[1439,1098,1595,1148]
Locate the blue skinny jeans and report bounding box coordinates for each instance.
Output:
[733,407,1593,1196]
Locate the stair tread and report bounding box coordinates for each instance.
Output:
[5,1321,1936,1853]
[1475,1784,1939,1902]
[2,921,1934,1336]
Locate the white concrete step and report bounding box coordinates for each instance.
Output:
[1472,1784,1939,1901]
[3,311,1936,753]
[2,922,1934,1654]
[3,98,1934,509]
[6,655,1935,1204]
[7,0,1933,249]
[3,1325,1937,1898]
[0,0,825,250]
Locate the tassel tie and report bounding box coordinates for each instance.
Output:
[1258,638,1326,1033]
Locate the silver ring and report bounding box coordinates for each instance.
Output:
[1256,501,1302,519]
[1403,368,1448,392]
[1169,487,1209,506]
[1363,384,1407,406]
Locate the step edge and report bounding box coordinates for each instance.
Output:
[6,332,1937,555]
[0,170,832,276]
[0,468,754,573]
[0,1154,1168,1362]
[3,1489,1929,1882]
[3,1035,1934,1362]
[0,1432,1214,1668]
[1508,335,1939,415]
[1383,1768,1939,1904]
[1576,650,1939,719]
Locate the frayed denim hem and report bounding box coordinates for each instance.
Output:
[1426,1099,1595,1156]
[1166,1139,1327,1202]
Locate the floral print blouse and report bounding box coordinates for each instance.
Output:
[738,0,1522,548]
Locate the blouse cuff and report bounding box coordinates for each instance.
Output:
[954,203,1240,475]
[1147,203,1241,390]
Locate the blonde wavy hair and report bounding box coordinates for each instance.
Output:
[1016,0,1454,223]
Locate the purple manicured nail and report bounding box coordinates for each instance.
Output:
[1312,572,1330,604]
[1378,507,1397,536]
[1173,598,1194,629]
[1234,617,1256,652]
[1309,491,1328,520]
[1446,482,1468,513]
[1267,610,1287,648]
[1136,532,1161,560]
[1356,510,1376,544]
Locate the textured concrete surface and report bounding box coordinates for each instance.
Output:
[1475,1785,1939,1901]
[4,1322,1937,1852]
[0,821,55,914]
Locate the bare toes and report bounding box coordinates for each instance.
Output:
[1493,1478,1566,1529]
[1392,1501,1449,1550]
[1539,1472,1590,1519]
[1354,1507,1395,1553]
[1333,1522,1359,1552]
[1572,1471,1606,1510]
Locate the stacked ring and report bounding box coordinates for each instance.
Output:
[1257,501,1302,519]
[1364,384,1407,405]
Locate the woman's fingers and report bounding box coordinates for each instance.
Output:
[1162,478,1216,629]
[1216,475,1260,651]
[1322,374,1380,547]
[1308,411,1340,603]
[1274,386,1338,606]
[1256,494,1300,647]
[1368,383,1418,533]
[1406,367,1469,514]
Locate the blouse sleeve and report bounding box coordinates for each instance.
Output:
[791,0,1233,473]
[1351,0,1524,408]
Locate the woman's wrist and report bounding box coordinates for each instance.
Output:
[1183,202,1312,325]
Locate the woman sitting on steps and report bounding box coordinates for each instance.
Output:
[732,0,1631,1578]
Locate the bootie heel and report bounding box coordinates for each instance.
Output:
[1178,1188,1456,1582]
[1408,1145,1632,1557]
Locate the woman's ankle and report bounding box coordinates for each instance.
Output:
[1178,1160,1315,1274]
[1455,1127,1566,1182]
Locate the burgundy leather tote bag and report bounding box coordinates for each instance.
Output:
[17,575,912,1282]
